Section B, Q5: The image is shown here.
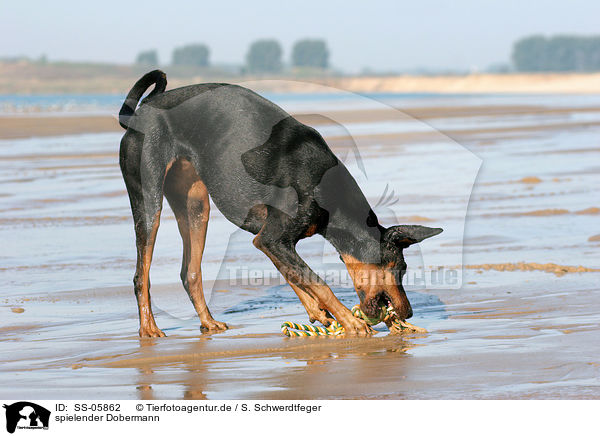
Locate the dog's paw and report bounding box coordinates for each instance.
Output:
[340,316,373,336]
[200,319,228,332]
[389,320,427,334]
[139,323,166,338]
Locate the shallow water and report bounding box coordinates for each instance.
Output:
[1,93,599,399]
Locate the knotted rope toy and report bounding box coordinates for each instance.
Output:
[281,304,426,337]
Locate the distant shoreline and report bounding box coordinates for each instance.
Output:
[255,72,600,95]
[2,60,600,95]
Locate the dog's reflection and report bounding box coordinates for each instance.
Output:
[134,333,414,400]
[134,336,211,400]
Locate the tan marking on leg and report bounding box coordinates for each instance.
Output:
[135,210,166,338]
[304,282,371,335]
[286,280,334,326]
[164,159,227,332]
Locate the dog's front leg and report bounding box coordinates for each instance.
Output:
[286,281,335,326]
[253,234,372,336]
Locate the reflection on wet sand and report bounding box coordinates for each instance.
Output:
[129,332,415,400]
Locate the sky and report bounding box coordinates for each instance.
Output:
[2,0,600,73]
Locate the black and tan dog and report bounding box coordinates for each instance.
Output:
[118,70,442,337]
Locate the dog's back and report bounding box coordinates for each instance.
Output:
[120,73,341,230]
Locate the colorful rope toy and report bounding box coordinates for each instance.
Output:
[281,304,426,337]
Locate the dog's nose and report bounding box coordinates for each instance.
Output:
[405,304,413,319]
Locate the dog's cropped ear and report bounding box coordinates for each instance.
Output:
[384,225,443,247]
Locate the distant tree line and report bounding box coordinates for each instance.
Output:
[512,35,600,72]
[135,50,158,66]
[135,39,329,73]
[172,44,210,67]
[292,39,329,69]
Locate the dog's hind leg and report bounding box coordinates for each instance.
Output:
[120,131,167,338]
[164,159,227,332]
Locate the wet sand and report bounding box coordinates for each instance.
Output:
[462,262,600,276]
[4,103,600,139]
[0,115,119,139]
[2,276,599,399]
[1,94,600,399]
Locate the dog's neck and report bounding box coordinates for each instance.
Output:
[314,159,384,263]
[323,212,383,264]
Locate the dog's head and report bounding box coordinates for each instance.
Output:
[343,225,442,321]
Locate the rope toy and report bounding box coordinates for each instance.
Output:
[281,304,426,337]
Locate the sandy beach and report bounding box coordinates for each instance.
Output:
[1,92,599,399]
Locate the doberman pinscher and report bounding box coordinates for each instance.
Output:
[118,70,442,337]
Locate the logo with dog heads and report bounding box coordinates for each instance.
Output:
[3,402,50,433]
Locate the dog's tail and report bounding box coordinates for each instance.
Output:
[119,69,167,129]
